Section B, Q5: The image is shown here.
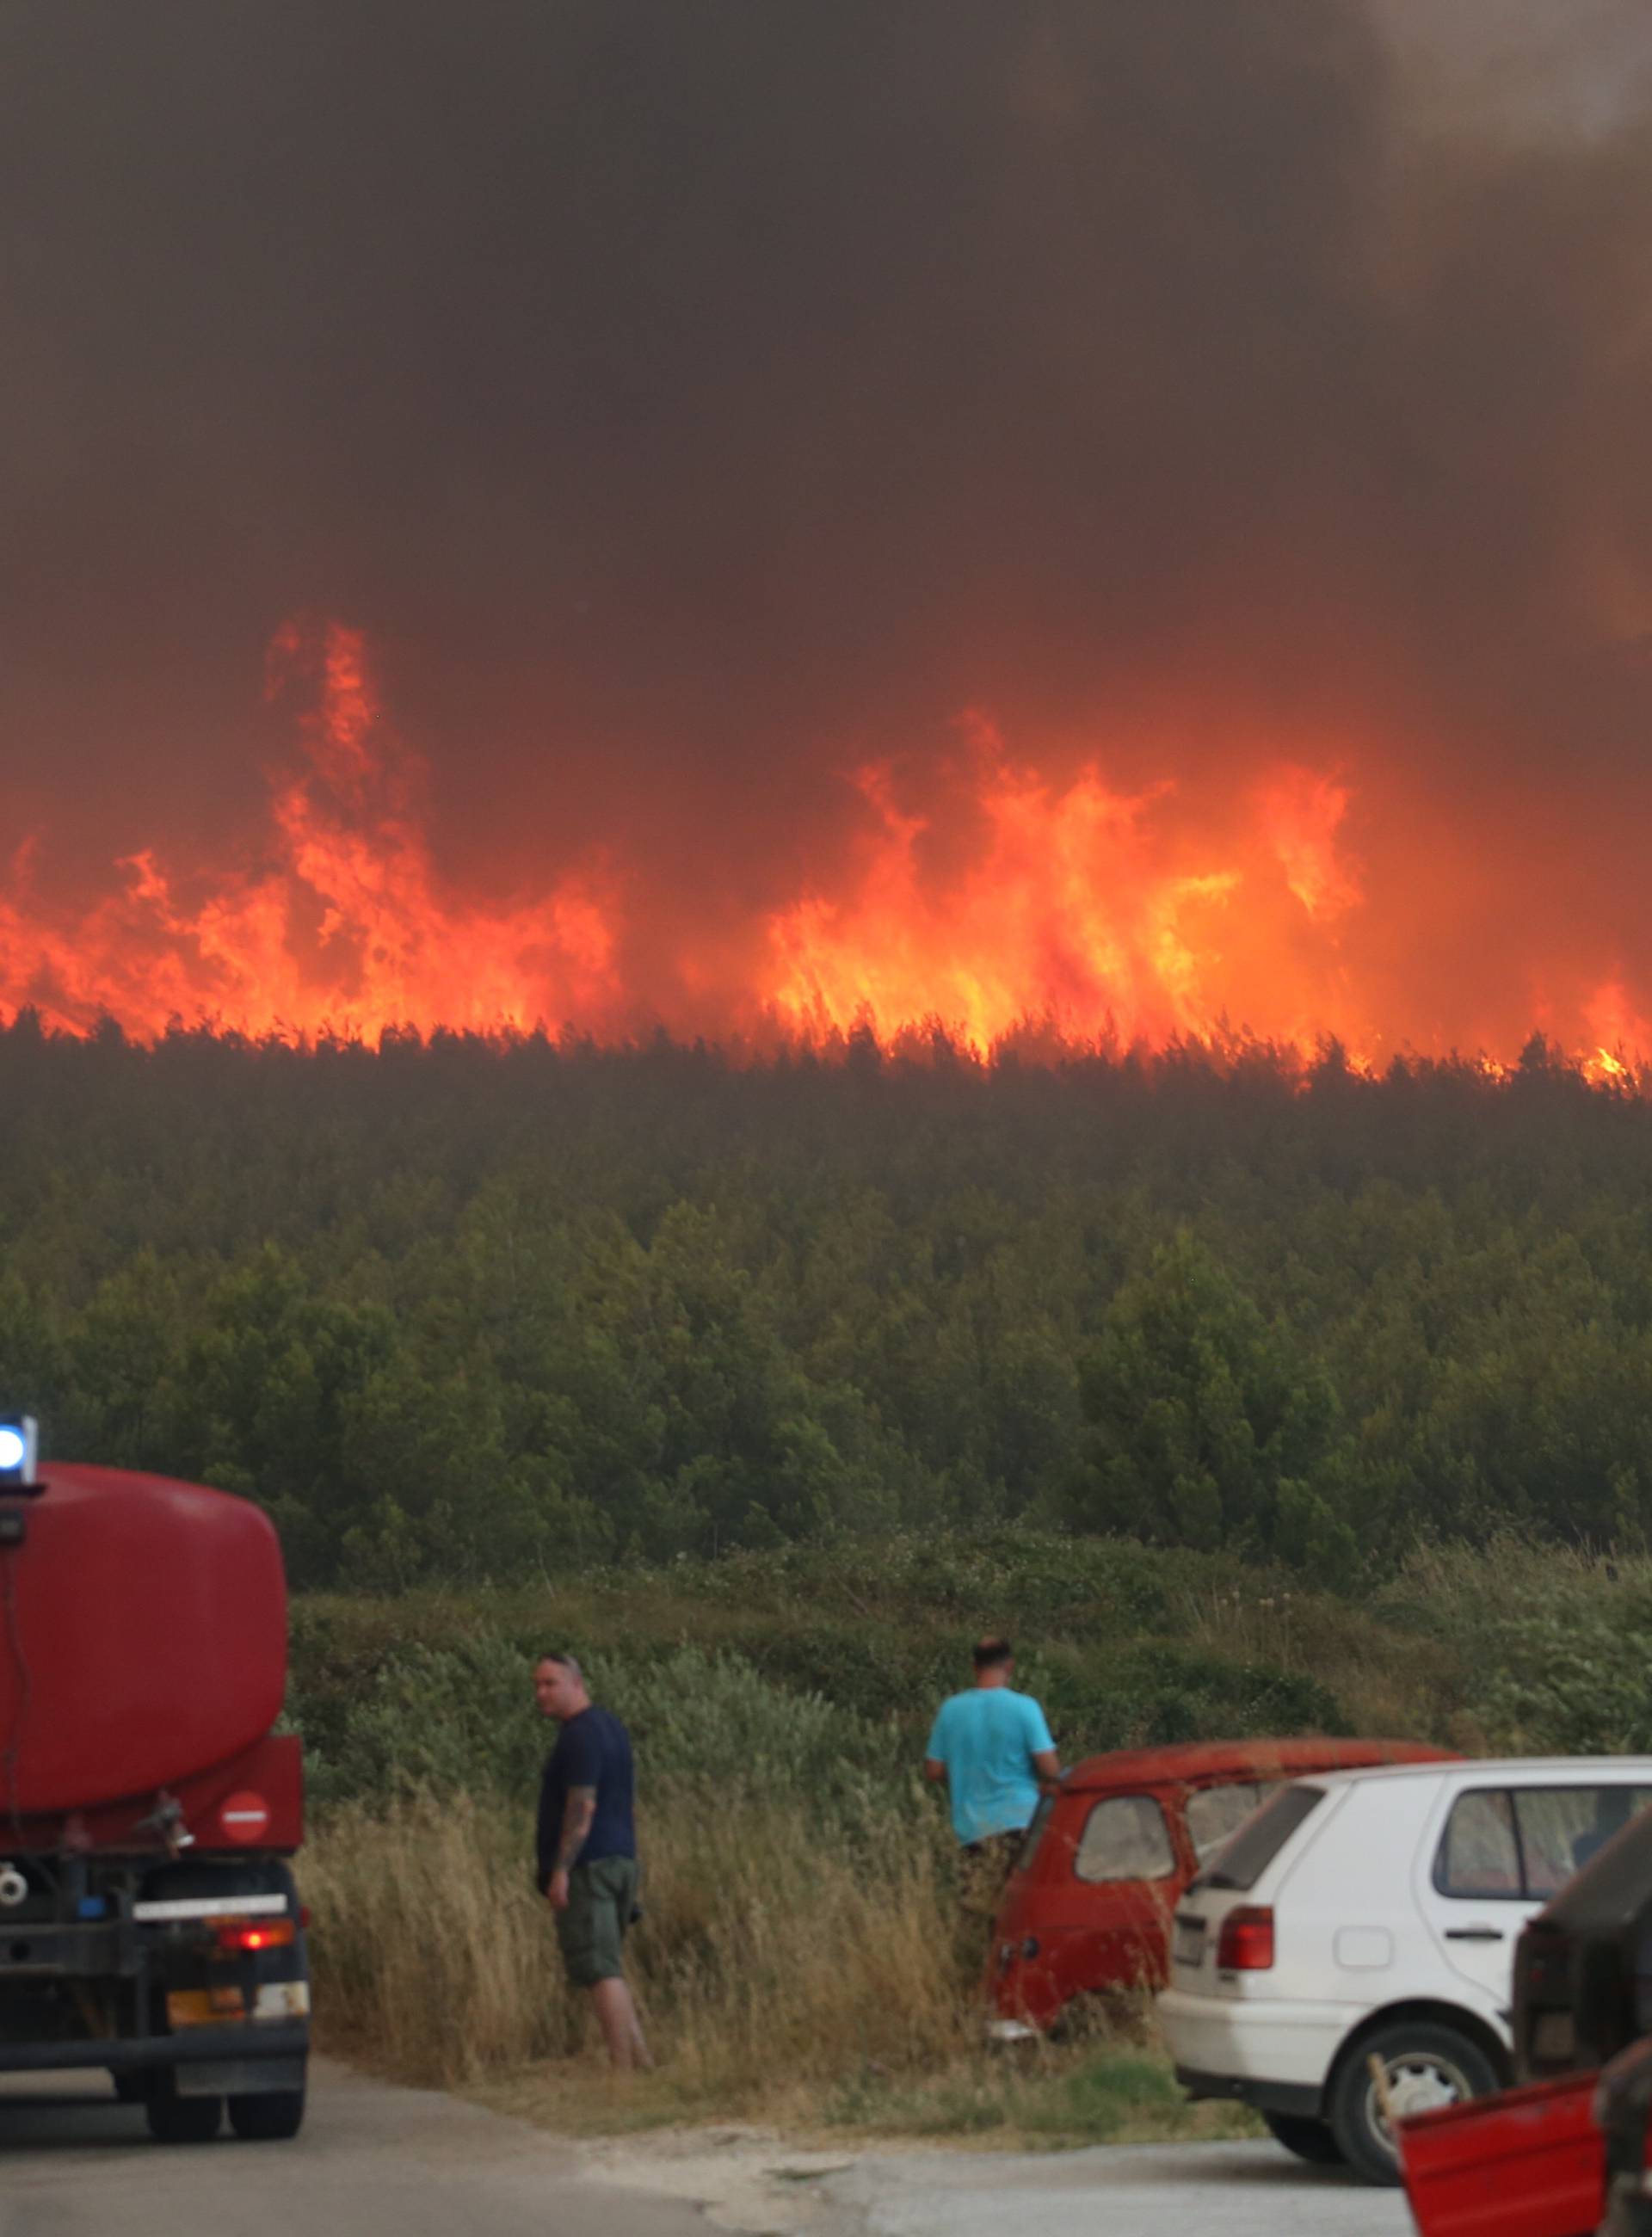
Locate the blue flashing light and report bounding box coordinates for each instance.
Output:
[0,1415,38,1486]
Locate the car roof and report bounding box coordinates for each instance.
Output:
[1061,1736,1452,1794]
[1298,1755,1652,1792]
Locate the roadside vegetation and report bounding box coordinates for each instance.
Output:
[10,1021,1652,2135]
[293,1531,1652,2138]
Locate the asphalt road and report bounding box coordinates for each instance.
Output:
[0,2061,1416,2237]
[823,2138,1415,2237]
[0,2061,713,2237]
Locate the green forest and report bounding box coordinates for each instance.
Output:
[4,1013,1651,1589]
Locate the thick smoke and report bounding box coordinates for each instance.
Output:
[2,2,1650,1050]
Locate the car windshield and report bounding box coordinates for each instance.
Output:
[1195,1783,1326,1891]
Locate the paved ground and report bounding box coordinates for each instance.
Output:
[0,2061,712,2237]
[0,2061,1415,2237]
[823,2138,1414,2237]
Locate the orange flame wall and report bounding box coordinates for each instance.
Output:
[0,622,1641,1075]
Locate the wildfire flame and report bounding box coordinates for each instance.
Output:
[0,623,620,1041]
[761,721,1382,1056]
[0,621,1643,1075]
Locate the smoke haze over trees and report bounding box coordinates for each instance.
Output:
[4,3,1652,1054]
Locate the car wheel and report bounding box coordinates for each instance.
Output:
[145,2086,223,2143]
[1328,2021,1501,2186]
[1261,2109,1345,2165]
[227,2080,306,2141]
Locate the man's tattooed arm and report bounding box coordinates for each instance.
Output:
[555,1784,597,1873]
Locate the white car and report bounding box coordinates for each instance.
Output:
[1157,1756,1652,2184]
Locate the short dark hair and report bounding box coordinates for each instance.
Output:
[537,1650,584,1684]
[972,1636,1013,1671]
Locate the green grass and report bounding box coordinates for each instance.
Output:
[823,2045,1260,2148]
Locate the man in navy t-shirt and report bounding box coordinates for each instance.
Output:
[534,1652,650,2069]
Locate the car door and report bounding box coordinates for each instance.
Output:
[1416,1784,1533,2001]
[1067,1790,1182,1987]
[1418,1778,1652,2004]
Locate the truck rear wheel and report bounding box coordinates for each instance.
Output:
[227,2079,306,2141]
[145,2088,223,2143]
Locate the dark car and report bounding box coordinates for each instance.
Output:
[1394,1791,1652,2237]
[1514,1803,1652,2234]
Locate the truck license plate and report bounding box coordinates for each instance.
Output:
[166,1987,245,2027]
[1173,1916,1206,1966]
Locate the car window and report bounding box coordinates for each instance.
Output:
[1515,1786,1652,1897]
[1186,1781,1267,1864]
[1436,1790,1522,1896]
[1196,1784,1326,1891]
[1074,1795,1176,1883]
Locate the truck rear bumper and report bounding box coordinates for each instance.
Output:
[0,2019,309,2075]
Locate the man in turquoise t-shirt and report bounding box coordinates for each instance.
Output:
[924,1636,1059,1852]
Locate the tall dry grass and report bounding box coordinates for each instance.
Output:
[304,1779,977,2112]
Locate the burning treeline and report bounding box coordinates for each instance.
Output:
[0,621,1646,1079]
[5,6,1652,1076]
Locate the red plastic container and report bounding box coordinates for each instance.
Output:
[1398,2072,1605,2237]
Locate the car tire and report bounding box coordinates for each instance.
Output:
[227,2080,306,2141]
[1328,2020,1501,2186]
[1261,2109,1345,2165]
[145,2086,223,2143]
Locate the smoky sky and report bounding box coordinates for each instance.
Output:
[3,0,1651,992]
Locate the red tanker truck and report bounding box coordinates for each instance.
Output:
[0,1419,311,2142]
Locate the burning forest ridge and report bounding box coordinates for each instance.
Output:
[0,619,1644,1076]
[6,3,1652,1077]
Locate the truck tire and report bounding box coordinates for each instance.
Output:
[1261,2109,1345,2165]
[145,2087,223,2143]
[1328,2019,1500,2185]
[227,2078,306,2141]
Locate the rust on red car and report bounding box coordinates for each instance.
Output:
[986,1735,1455,2032]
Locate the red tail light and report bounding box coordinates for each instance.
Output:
[213,1917,295,1955]
[1216,1906,1275,1970]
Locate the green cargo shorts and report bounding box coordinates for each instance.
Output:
[555,1854,638,1988]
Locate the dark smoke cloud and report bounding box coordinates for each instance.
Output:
[2,1,1650,1032]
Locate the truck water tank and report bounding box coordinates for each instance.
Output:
[0,1464,288,1816]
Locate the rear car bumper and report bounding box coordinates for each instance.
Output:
[1158,1985,1353,2099]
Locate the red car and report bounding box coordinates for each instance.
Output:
[987,1735,1453,2037]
